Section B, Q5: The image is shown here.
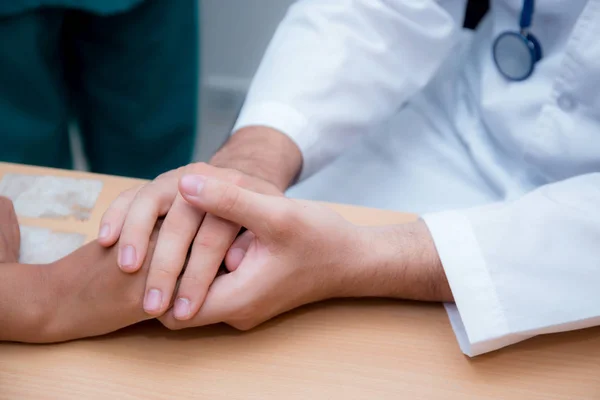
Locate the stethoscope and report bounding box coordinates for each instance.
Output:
[492,0,542,81]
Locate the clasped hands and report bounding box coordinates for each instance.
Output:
[97,162,450,335]
[0,162,448,343]
[97,162,371,332]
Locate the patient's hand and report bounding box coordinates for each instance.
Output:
[38,221,166,343]
[0,196,20,264]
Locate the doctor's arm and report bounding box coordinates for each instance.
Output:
[422,173,600,356]
[158,174,600,357]
[213,0,468,183]
[156,174,454,335]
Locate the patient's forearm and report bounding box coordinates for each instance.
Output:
[2,221,169,344]
[0,240,147,343]
[36,240,151,343]
[0,262,53,342]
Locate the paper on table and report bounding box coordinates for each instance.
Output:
[0,173,103,220]
[18,226,85,264]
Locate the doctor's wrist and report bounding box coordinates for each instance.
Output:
[343,221,453,302]
[210,126,302,191]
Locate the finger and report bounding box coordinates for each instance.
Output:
[142,194,205,316]
[117,181,179,273]
[172,214,240,320]
[179,175,288,236]
[225,230,254,272]
[0,197,20,261]
[97,186,141,247]
[0,196,16,221]
[159,273,240,329]
[0,196,18,225]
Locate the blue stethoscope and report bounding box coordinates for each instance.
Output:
[493,0,542,81]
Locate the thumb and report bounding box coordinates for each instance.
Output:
[179,175,282,236]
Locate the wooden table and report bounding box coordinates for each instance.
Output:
[1,162,599,399]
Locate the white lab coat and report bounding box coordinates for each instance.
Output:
[233,0,600,356]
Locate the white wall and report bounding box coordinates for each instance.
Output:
[196,0,297,161]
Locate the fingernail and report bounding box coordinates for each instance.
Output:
[144,289,163,313]
[98,224,110,240]
[119,245,136,269]
[174,297,191,319]
[180,175,205,196]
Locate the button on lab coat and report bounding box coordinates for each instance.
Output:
[233,0,600,356]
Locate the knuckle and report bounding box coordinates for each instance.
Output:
[226,169,246,186]
[179,271,209,288]
[131,186,151,204]
[161,220,192,242]
[140,180,162,197]
[130,192,163,218]
[193,232,223,250]
[107,189,136,213]
[145,177,176,198]
[124,185,143,198]
[172,198,205,224]
[151,265,180,282]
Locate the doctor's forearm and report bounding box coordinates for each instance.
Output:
[210,126,302,191]
[340,220,453,303]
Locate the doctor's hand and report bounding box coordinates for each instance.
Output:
[159,176,454,331]
[157,174,367,330]
[96,163,283,319]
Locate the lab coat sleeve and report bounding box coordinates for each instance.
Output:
[233,0,465,180]
[422,173,600,357]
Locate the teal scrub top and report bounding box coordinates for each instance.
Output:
[0,0,144,16]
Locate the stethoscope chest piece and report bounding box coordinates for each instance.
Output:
[492,0,542,81]
[493,30,542,81]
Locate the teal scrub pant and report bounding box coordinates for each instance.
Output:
[0,0,198,179]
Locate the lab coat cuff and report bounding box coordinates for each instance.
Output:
[422,211,511,357]
[232,102,320,181]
